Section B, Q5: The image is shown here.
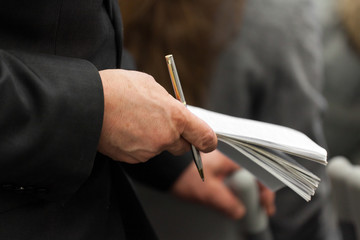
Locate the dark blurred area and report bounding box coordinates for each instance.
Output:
[118,0,360,239]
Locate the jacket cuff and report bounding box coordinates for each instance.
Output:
[0,50,103,201]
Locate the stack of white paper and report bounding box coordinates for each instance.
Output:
[188,106,327,201]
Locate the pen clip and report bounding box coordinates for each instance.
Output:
[165,55,186,104]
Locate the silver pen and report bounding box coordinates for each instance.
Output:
[165,54,204,181]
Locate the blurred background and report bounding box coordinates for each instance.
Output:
[118,0,360,239]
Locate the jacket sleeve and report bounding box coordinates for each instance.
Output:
[122,151,193,191]
[0,49,104,201]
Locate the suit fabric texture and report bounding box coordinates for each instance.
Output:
[0,0,190,239]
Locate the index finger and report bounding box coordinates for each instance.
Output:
[258,182,276,216]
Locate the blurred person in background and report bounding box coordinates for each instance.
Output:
[119,0,248,106]
[318,0,360,166]
[120,0,342,239]
[208,0,341,239]
[316,0,360,238]
[119,0,276,239]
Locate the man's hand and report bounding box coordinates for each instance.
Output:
[171,150,276,219]
[258,181,276,216]
[97,69,217,164]
[171,150,245,219]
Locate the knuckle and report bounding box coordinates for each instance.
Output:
[171,104,188,129]
[169,141,190,156]
[155,131,179,153]
[141,72,156,83]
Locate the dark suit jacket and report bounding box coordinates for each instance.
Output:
[0,0,190,239]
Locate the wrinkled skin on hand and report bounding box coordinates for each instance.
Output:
[98,69,217,164]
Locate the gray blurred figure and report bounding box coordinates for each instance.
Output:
[207,0,341,239]
[317,0,360,239]
[317,0,360,166]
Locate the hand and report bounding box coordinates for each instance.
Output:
[97,69,217,164]
[257,181,276,216]
[171,150,245,219]
[171,150,276,219]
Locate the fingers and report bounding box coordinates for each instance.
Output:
[202,150,240,178]
[258,182,276,216]
[195,151,245,219]
[206,181,246,219]
[166,137,191,156]
[216,153,241,176]
[98,68,217,163]
[171,155,245,220]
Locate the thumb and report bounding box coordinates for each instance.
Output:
[181,108,217,153]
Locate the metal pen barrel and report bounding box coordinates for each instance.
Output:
[165,54,204,181]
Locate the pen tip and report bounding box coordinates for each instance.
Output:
[199,168,205,182]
